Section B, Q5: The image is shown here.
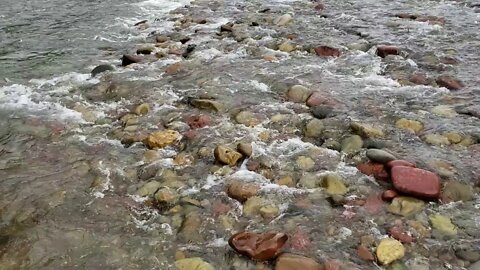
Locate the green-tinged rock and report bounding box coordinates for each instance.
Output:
[135,181,161,197]
[429,214,457,236]
[243,196,266,217]
[351,122,385,138]
[278,41,295,52]
[443,181,474,202]
[296,156,315,171]
[175,258,215,270]
[305,119,324,138]
[341,135,363,154]
[387,196,425,217]
[321,174,348,195]
[298,174,320,189]
[431,105,457,118]
[395,118,423,134]
[260,205,280,219]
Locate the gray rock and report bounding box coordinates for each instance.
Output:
[91,64,114,77]
[311,105,334,119]
[456,249,480,263]
[469,260,480,270]
[366,149,397,164]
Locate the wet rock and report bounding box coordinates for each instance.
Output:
[430,214,457,236]
[274,14,293,26]
[155,187,178,204]
[237,143,253,157]
[376,238,405,265]
[382,190,398,201]
[357,162,388,179]
[364,194,384,214]
[351,122,384,138]
[387,196,425,216]
[156,35,169,43]
[186,115,211,129]
[456,249,480,263]
[391,166,441,199]
[214,145,243,166]
[341,135,363,154]
[322,139,341,151]
[386,160,416,170]
[275,253,322,270]
[136,181,161,197]
[179,212,203,243]
[442,181,474,202]
[243,196,266,216]
[182,44,196,58]
[227,181,260,202]
[165,62,184,75]
[137,46,154,55]
[395,118,423,134]
[444,132,463,144]
[423,133,450,146]
[278,41,295,52]
[122,54,143,66]
[190,99,224,112]
[275,176,295,187]
[387,261,409,270]
[134,103,150,115]
[306,92,337,107]
[357,245,375,261]
[144,130,180,149]
[91,64,114,77]
[428,159,456,177]
[314,46,341,57]
[431,105,457,118]
[305,119,324,138]
[228,231,288,261]
[235,110,259,126]
[287,85,312,103]
[175,257,214,270]
[389,226,414,243]
[376,45,400,58]
[469,260,480,270]
[409,73,432,85]
[311,105,334,119]
[296,156,315,171]
[436,75,463,90]
[260,205,279,219]
[322,174,348,195]
[220,22,234,32]
[366,149,397,164]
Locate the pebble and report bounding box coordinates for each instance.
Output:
[395,118,423,134]
[175,257,215,270]
[214,145,243,166]
[376,45,400,58]
[144,130,180,149]
[228,231,288,261]
[287,85,312,103]
[391,166,441,199]
[314,46,341,57]
[366,149,397,164]
[436,75,463,90]
[376,238,405,265]
[275,253,322,270]
[321,174,348,195]
[274,14,293,26]
[227,180,260,202]
[341,135,363,154]
[429,214,458,236]
[387,196,425,216]
[305,119,324,137]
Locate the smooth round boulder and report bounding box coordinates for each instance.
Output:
[391,166,441,199]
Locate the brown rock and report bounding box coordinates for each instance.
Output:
[165,62,184,75]
[306,92,338,107]
[275,253,322,270]
[376,45,400,58]
[314,46,341,57]
[382,190,398,201]
[388,226,414,244]
[237,143,253,157]
[186,115,211,129]
[409,73,432,85]
[436,75,463,90]
[391,166,441,199]
[122,54,143,66]
[227,181,260,202]
[214,145,243,166]
[228,231,288,261]
[144,130,180,148]
[357,245,375,261]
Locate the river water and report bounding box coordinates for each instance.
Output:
[1,0,480,269]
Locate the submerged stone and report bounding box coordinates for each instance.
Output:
[376,238,405,265]
[229,231,288,261]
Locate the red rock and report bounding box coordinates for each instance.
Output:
[376,46,400,58]
[324,260,341,270]
[391,166,441,199]
[357,162,389,181]
[122,54,143,66]
[314,46,341,57]
[386,160,416,170]
[228,231,288,261]
[436,75,463,90]
[306,92,338,107]
[388,226,414,243]
[409,73,432,85]
[183,130,197,140]
[290,229,311,250]
[364,194,384,215]
[357,245,375,261]
[275,253,322,270]
[186,115,211,129]
[382,190,398,201]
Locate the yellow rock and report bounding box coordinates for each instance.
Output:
[351,122,384,138]
[395,118,423,134]
[321,174,348,195]
[275,176,295,187]
[260,205,280,219]
[243,196,266,217]
[154,187,178,203]
[214,145,243,166]
[134,103,150,115]
[296,156,315,171]
[278,41,295,52]
[429,214,457,236]
[444,132,463,144]
[175,258,215,270]
[423,133,450,146]
[431,105,457,118]
[387,196,425,217]
[144,130,180,148]
[376,238,405,265]
[258,131,270,141]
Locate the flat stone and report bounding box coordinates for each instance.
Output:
[436,75,463,90]
[391,166,441,199]
[387,196,425,216]
[376,238,405,265]
[429,214,457,236]
[275,253,322,270]
[366,149,397,164]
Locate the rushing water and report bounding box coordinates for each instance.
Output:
[1,0,480,269]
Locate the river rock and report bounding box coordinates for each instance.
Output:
[423,133,450,146]
[357,245,375,261]
[444,132,463,144]
[322,174,348,195]
[134,103,150,115]
[306,92,337,107]
[243,196,266,216]
[376,45,400,58]
[314,46,341,57]
[190,99,224,112]
[395,118,423,134]
[287,85,312,103]
[456,249,480,263]
[227,181,260,202]
[122,54,143,66]
[442,181,474,202]
[436,75,463,90]
[409,73,432,85]
[274,14,293,26]
[351,122,384,138]
[296,156,315,171]
[235,110,259,126]
[144,130,180,149]
[386,160,416,170]
[278,41,295,52]
[430,214,457,236]
[311,105,334,119]
[387,261,409,270]
[175,258,214,270]
[228,231,288,261]
[155,187,178,204]
[431,105,457,118]
[305,119,324,137]
[388,226,414,243]
[214,145,243,166]
[260,205,280,219]
[237,143,253,157]
[469,260,480,270]
[179,212,203,242]
[275,176,295,187]
[91,64,114,77]
[275,253,322,270]
[387,196,425,216]
[391,166,441,199]
[376,238,405,265]
[382,190,399,201]
[366,149,397,164]
[341,135,363,154]
[135,181,161,197]
[186,115,211,129]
